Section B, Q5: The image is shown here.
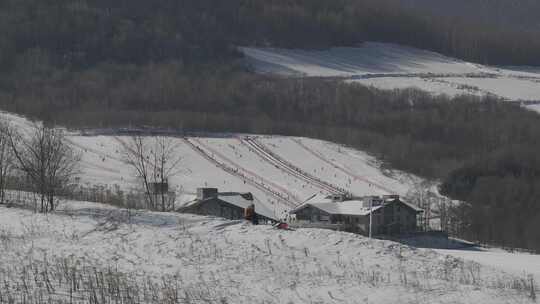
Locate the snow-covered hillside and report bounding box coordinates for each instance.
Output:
[241,42,494,77]
[71,135,421,219]
[0,201,537,303]
[241,42,540,110]
[0,111,422,220]
[434,248,540,280]
[3,111,540,303]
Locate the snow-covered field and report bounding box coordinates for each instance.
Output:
[0,201,537,303]
[2,111,540,303]
[241,43,493,77]
[70,134,421,219]
[241,42,540,110]
[0,111,422,220]
[434,248,540,280]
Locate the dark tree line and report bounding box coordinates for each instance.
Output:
[398,0,540,32]
[0,0,540,71]
[441,150,540,251]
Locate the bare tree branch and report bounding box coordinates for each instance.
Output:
[118,135,181,211]
[7,123,80,212]
[0,120,15,205]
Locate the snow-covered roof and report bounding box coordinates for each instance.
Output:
[177,191,277,220]
[311,201,383,216]
[397,200,424,213]
[219,194,276,220]
[293,197,423,216]
[218,193,253,209]
[293,193,334,210]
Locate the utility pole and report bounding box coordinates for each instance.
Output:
[369,197,373,239]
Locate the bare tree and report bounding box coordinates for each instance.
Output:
[151,137,182,211]
[119,136,153,209]
[436,196,451,233]
[7,123,80,213]
[406,182,435,231]
[0,120,14,204]
[119,135,181,211]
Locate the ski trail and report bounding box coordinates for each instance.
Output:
[239,136,347,195]
[191,138,299,203]
[67,137,124,163]
[292,138,395,194]
[182,137,298,208]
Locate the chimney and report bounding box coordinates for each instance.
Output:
[197,188,218,200]
[362,196,383,208]
[240,192,254,201]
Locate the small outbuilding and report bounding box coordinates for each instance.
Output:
[290,194,422,236]
[178,188,276,222]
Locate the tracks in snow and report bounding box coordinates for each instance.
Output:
[67,137,124,163]
[239,137,348,196]
[182,137,299,208]
[292,138,395,194]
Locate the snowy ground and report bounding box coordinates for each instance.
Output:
[434,248,540,280]
[0,201,537,303]
[241,42,493,77]
[526,103,540,114]
[2,112,540,303]
[0,111,424,220]
[241,42,540,110]
[68,134,422,220]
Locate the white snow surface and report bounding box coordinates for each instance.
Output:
[434,248,540,280]
[526,103,540,114]
[348,77,476,97]
[300,200,383,216]
[0,201,538,303]
[242,42,540,103]
[241,42,493,77]
[69,134,421,220]
[1,112,539,302]
[0,111,422,220]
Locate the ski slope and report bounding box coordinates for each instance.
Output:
[69,134,421,220]
[2,111,540,302]
[241,42,540,107]
[241,42,493,77]
[0,201,537,304]
[0,111,422,220]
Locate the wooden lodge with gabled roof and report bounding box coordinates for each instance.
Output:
[290,194,423,236]
[177,188,277,222]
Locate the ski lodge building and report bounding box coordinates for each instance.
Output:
[178,188,276,222]
[290,194,423,236]
[178,188,422,237]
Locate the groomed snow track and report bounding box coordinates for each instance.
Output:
[182,137,299,208]
[239,136,348,196]
[292,138,395,194]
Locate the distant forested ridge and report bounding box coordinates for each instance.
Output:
[1,0,540,251]
[0,0,539,69]
[398,0,540,32]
